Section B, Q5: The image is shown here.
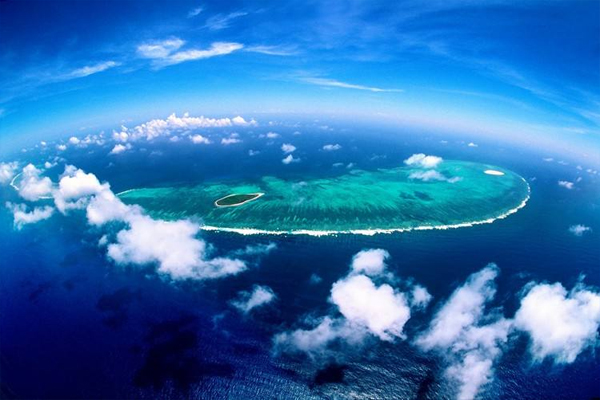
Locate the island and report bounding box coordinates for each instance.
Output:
[215,193,264,207]
[117,161,529,235]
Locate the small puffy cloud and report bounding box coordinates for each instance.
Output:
[331,274,411,341]
[350,248,389,276]
[323,144,341,151]
[415,264,511,400]
[18,164,53,201]
[569,224,591,236]
[190,134,211,144]
[558,180,574,189]
[110,143,130,154]
[282,154,300,164]
[56,144,67,151]
[69,136,80,145]
[108,214,246,280]
[281,143,296,153]
[275,249,425,357]
[0,162,18,184]
[231,285,276,314]
[467,142,478,147]
[261,132,279,139]
[53,166,108,213]
[514,282,600,364]
[248,149,260,156]
[404,153,443,168]
[411,285,433,309]
[221,137,241,145]
[232,116,255,126]
[5,202,54,229]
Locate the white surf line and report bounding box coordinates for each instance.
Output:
[201,179,531,237]
[484,169,505,176]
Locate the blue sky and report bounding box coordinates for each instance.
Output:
[0,0,599,155]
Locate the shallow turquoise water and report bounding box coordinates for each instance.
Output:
[119,161,529,233]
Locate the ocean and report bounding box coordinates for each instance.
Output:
[1,121,598,399]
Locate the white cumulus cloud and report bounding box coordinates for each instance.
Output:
[558,180,574,189]
[404,153,443,168]
[231,285,276,314]
[190,134,211,144]
[415,264,511,400]
[17,164,53,201]
[281,143,296,153]
[282,154,300,164]
[323,144,342,151]
[514,281,600,364]
[568,224,591,236]
[5,202,54,229]
[0,162,18,184]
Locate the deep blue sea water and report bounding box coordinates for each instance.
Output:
[1,121,599,399]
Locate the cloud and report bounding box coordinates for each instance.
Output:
[468,142,478,147]
[248,149,260,156]
[244,45,297,56]
[282,154,300,164]
[323,144,342,151]
[350,248,389,276]
[190,134,211,144]
[558,180,574,189]
[155,42,243,67]
[112,113,255,142]
[56,144,67,151]
[221,137,241,145]
[53,166,108,213]
[110,143,130,154]
[65,61,120,79]
[204,11,248,31]
[231,285,276,314]
[404,153,443,168]
[275,249,424,357]
[137,38,186,59]
[411,285,433,309]
[187,6,204,17]
[331,274,411,341]
[86,188,137,226]
[17,164,53,201]
[408,170,448,182]
[5,202,54,229]
[415,264,511,400]
[107,213,246,280]
[568,224,591,236]
[231,242,277,257]
[281,143,296,153]
[0,162,18,184]
[261,132,280,139]
[514,281,600,364]
[300,77,403,93]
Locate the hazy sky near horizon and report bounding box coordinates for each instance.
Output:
[0,0,599,155]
